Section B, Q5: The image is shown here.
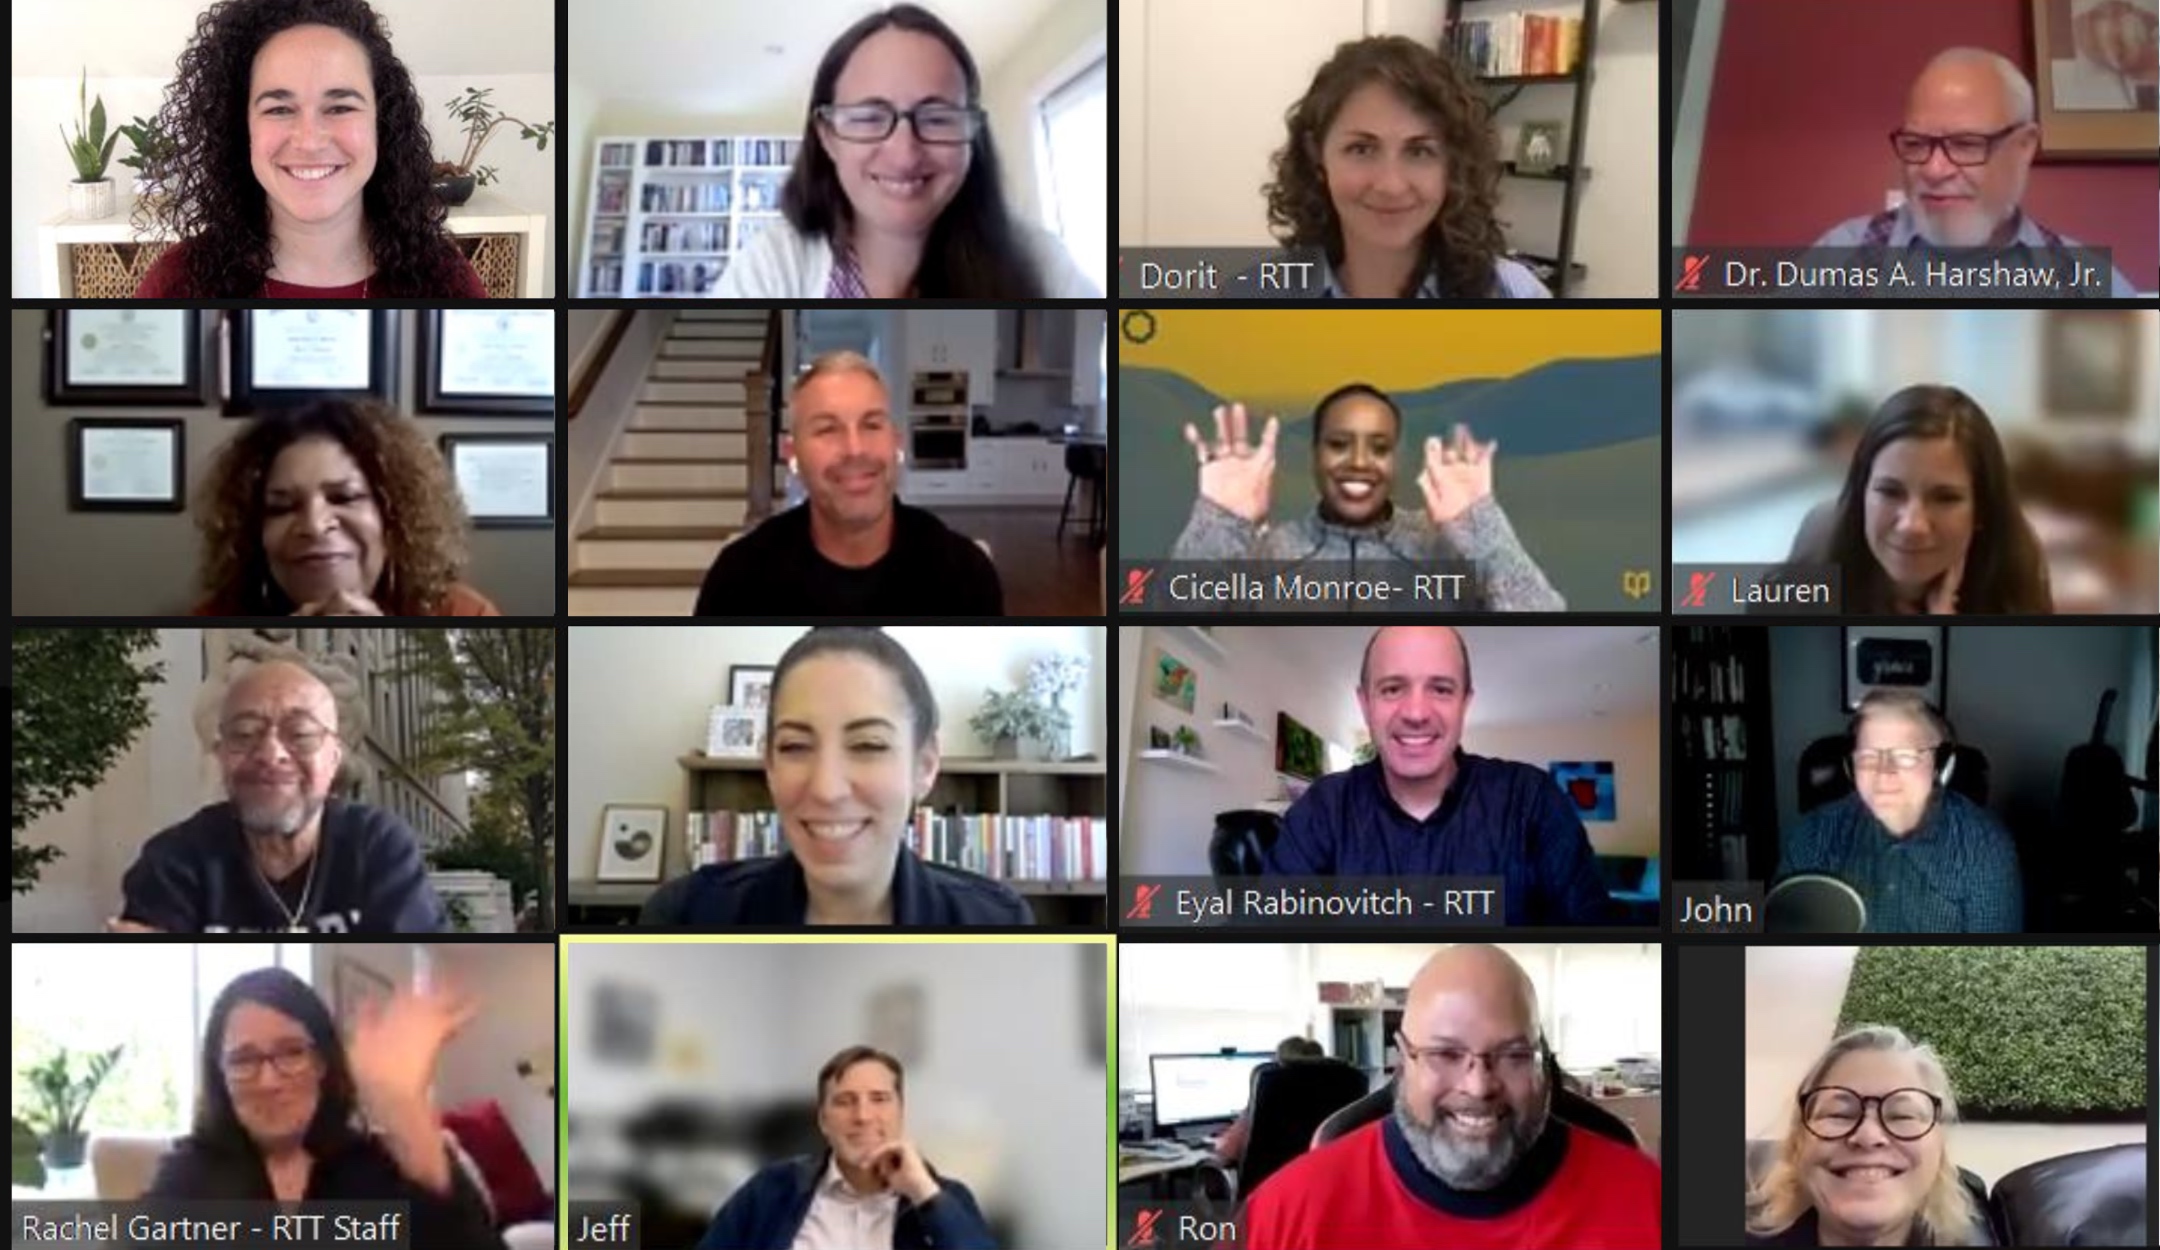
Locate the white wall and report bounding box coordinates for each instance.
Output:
[983,0,1108,228]
[564,74,601,287]
[427,943,558,1180]
[1465,709,1661,857]
[566,625,1109,882]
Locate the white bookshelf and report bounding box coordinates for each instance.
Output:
[579,135,801,298]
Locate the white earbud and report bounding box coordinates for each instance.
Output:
[788,457,799,477]
[897,448,906,467]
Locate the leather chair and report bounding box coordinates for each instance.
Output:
[1315,1063,1641,1151]
[1796,735,1989,815]
[1989,1141,2146,1248]
[1201,1059,1370,1204]
[1207,810,1283,877]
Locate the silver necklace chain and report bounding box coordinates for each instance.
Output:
[254,841,321,931]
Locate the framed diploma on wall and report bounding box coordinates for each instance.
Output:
[44,310,205,405]
[223,309,395,415]
[417,309,556,414]
[439,432,554,527]
[68,418,185,512]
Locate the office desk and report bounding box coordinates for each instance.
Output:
[1118,1143,1216,1197]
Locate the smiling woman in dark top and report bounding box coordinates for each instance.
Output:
[141,968,502,1249]
[642,628,1033,927]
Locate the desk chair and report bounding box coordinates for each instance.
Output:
[1058,443,1106,544]
[1199,1059,1369,1205]
[1207,810,1283,877]
[1316,1063,1641,1152]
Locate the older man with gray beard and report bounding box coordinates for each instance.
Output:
[114,660,445,933]
[1240,945,1660,1249]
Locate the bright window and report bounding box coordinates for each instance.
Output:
[1037,56,1107,294]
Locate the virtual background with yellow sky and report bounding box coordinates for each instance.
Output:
[1116,309,1665,610]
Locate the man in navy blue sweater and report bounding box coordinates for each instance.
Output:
[1264,627,1613,925]
[696,1046,996,1250]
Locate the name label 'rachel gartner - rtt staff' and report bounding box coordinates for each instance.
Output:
[1119,877,1505,929]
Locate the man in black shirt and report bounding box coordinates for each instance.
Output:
[693,351,1004,616]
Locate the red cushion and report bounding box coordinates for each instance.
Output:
[441,1099,549,1225]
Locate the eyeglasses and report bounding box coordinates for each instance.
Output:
[1397,1032,1544,1082]
[816,101,984,145]
[1800,1086,1942,1141]
[1888,124,2027,167]
[221,1040,317,1083]
[217,714,337,758]
[1850,746,1940,774]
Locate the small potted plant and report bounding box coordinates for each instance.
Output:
[20,1044,123,1171]
[432,87,555,206]
[59,69,118,220]
[116,114,178,203]
[969,688,1070,762]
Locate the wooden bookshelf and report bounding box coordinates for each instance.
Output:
[578,135,801,297]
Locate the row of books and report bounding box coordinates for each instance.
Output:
[640,181,733,214]
[685,810,1107,885]
[1672,636,1748,705]
[642,219,729,253]
[639,138,802,168]
[1678,712,1750,762]
[1452,12,1583,77]
[637,260,727,295]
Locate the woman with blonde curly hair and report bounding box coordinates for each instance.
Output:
[1747,1025,1986,1246]
[1265,37,1549,300]
[193,399,500,616]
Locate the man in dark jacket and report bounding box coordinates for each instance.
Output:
[696,1045,996,1250]
[114,660,445,933]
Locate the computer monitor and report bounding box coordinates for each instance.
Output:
[1148,1051,1273,1130]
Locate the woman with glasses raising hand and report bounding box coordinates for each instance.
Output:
[715,4,1096,299]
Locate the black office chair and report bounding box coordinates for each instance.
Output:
[1057,443,1106,544]
[1796,734,1990,814]
[1314,1062,1640,1152]
[1199,1059,1370,1205]
[1207,810,1282,877]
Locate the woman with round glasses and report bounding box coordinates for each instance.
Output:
[714,4,1095,298]
[1748,1025,1984,1246]
[142,968,505,1248]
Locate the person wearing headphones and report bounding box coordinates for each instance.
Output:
[1774,690,2021,932]
[692,350,1003,616]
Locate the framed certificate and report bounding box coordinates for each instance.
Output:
[418,310,556,414]
[68,418,185,511]
[439,433,554,527]
[45,310,205,405]
[223,309,395,415]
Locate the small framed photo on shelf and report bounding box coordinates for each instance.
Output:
[223,309,395,416]
[439,433,554,528]
[1843,625,1946,711]
[728,664,777,712]
[45,310,205,405]
[706,705,764,758]
[68,418,185,512]
[416,309,556,414]
[1514,122,1565,173]
[596,805,667,882]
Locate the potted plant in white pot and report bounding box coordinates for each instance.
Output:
[432,87,555,206]
[116,114,178,204]
[969,688,1070,762]
[59,69,119,220]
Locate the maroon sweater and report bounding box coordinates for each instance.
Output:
[133,236,487,297]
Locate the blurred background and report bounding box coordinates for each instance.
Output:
[565,939,1108,1250]
[1671,308,2159,613]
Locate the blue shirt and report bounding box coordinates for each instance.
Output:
[1264,753,1614,924]
[1776,790,2022,933]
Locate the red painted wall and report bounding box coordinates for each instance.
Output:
[1687,0,2158,291]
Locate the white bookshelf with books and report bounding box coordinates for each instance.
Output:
[579,135,802,298]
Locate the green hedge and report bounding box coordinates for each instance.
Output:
[1836,946,2146,1120]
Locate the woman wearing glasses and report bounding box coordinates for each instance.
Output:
[714,4,1095,298]
[142,968,504,1249]
[1747,1025,1985,1246]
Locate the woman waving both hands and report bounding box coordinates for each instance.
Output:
[1170,386,1564,610]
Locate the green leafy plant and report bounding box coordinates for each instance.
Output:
[436,87,555,187]
[13,1118,45,1189]
[13,630,164,894]
[59,69,118,182]
[115,114,177,183]
[20,1045,125,1162]
[969,688,1070,747]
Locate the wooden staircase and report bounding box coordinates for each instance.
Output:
[569,310,771,615]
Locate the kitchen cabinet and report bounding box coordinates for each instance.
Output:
[969,439,1068,503]
[904,310,997,402]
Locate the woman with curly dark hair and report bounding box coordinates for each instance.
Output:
[194,400,501,616]
[1266,37,1548,300]
[133,0,485,297]
[714,3,1094,299]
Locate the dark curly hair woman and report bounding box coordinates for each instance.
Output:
[194,400,501,616]
[1265,37,1549,300]
[133,0,485,297]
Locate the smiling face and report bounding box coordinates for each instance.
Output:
[788,369,900,535]
[1393,947,1550,1191]
[1800,1049,1943,1245]
[221,1000,323,1151]
[766,653,939,911]
[262,436,386,606]
[818,1058,906,1173]
[1899,58,2036,248]
[1313,392,1400,525]
[248,24,378,233]
[1357,627,1472,786]
[1852,705,1942,836]
[1319,82,1448,262]
[819,27,973,241]
[216,661,343,840]
[1862,435,1975,602]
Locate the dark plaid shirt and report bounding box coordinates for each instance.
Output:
[1777,790,2022,933]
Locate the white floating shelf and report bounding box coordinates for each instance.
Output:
[1138,749,1219,773]
[1211,718,1270,744]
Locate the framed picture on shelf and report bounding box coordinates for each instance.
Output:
[416,309,555,414]
[1843,625,1946,710]
[45,309,204,405]
[68,418,185,512]
[596,805,667,882]
[728,664,777,712]
[1515,121,1565,172]
[223,309,394,416]
[439,434,553,527]
[706,705,763,758]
